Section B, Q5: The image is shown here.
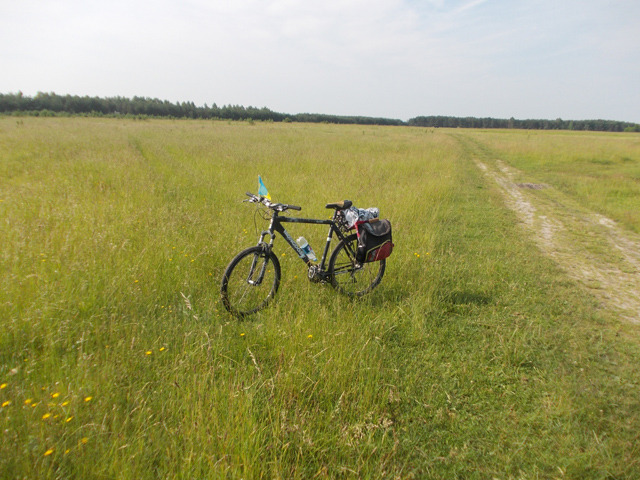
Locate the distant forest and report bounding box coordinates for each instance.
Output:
[1,92,638,132]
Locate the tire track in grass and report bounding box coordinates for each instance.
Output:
[458,136,640,324]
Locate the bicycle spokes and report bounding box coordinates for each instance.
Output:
[221,246,281,317]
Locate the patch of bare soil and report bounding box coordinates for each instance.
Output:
[476,159,640,324]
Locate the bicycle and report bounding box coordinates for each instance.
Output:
[220,192,386,318]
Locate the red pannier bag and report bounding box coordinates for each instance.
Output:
[356,219,394,263]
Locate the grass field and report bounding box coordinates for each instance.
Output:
[1,117,639,479]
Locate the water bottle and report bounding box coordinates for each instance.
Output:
[296,236,317,261]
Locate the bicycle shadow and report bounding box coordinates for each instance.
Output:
[444,290,492,306]
[350,287,493,315]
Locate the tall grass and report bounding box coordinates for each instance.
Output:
[1,118,639,478]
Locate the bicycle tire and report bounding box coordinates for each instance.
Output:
[328,233,385,297]
[220,246,281,318]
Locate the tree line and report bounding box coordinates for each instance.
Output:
[0,92,404,126]
[407,116,639,132]
[1,92,638,132]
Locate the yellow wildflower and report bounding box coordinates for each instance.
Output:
[42,413,51,420]
[84,396,92,402]
[1,401,10,407]
[51,392,60,398]
[44,448,54,456]
[0,383,6,389]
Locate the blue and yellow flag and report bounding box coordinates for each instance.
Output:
[258,175,271,200]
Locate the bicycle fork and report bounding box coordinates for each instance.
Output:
[246,230,275,286]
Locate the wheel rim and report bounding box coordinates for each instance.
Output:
[222,250,279,316]
[331,237,384,296]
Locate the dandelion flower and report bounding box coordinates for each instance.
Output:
[64,449,70,455]
[240,333,245,337]
[24,398,33,405]
[0,383,6,389]
[44,448,54,456]
[65,416,73,423]
[42,413,51,420]
[51,392,60,398]
[1,401,10,407]
[146,350,152,355]
[84,396,92,402]
[81,437,88,445]
[61,401,69,407]
[159,347,166,352]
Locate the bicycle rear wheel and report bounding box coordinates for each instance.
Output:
[221,246,281,318]
[328,234,385,297]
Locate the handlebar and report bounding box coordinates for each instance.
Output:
[245,192,302,212]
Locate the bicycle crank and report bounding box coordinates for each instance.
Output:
[307,265,329,283]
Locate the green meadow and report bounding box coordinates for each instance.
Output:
[1,117,639,479]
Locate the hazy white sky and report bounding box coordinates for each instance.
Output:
[1,0,638,122]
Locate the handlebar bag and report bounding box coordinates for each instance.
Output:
[356,219,394,263]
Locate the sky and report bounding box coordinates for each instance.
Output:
[1,0,639,122]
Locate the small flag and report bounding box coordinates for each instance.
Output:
[258,175,271,200]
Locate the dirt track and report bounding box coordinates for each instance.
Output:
[475,158,640,324]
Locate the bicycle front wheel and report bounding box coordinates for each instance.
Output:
[220,246,281,318]
[328,234,385,297]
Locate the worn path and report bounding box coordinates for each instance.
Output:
[454,135,640,324]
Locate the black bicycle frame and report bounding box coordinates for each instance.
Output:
[260,210,351,270]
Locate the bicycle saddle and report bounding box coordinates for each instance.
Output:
[325,200,352,210]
